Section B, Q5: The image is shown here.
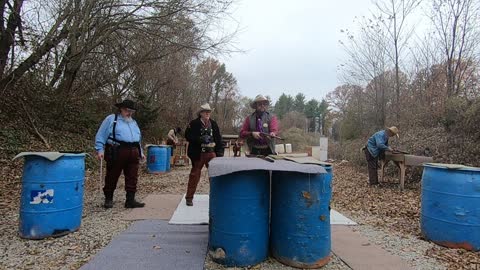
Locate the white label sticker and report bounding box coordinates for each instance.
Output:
[30,189,54,204]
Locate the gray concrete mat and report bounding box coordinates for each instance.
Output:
[80,220,208,270]
[122,194,182,221]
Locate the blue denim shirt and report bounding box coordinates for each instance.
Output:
[95,114,142,155]
[367,130,389,158]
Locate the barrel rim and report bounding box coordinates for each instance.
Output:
[25,152,86,158]
[423,163,480,172]
[147,145,171,148]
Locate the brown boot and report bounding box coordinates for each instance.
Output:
[125,192,145,208]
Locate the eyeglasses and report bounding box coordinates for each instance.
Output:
[258,102,269,106]
[125,108,136,113]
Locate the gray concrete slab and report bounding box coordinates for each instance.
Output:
[80,220,208,270]
[331,225,413,270]
[122,194,182,221]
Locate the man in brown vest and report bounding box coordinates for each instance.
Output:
[240,95,279,156]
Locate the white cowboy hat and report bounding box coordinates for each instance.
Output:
[387,126,399,138]
[250,95,270,109]
[198,103,214,114]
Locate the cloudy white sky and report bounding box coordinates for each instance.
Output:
[220,0,374,102]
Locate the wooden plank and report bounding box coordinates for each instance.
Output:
[221,134,239,139]
[404,155,433,166]
[385,152,405,162]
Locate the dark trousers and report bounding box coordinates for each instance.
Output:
[104,146,140,194]
[233,144,241,157]
[166,139,176,156]
[364,148,379,185]
[186,152,216,200]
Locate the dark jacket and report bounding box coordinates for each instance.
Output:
[185,117,223,160]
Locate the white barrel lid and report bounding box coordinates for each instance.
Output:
[209,157,327,178]
[13,152,86,161]
[424,163,480,171]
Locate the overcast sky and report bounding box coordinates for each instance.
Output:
[220,0,374,102]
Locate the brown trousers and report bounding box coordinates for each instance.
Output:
[186,152,216,200]
[364,148,379,185]
[104,146,140,193]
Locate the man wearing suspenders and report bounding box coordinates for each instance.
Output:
[95,99,146,209]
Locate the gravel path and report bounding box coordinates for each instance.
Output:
[0,163,460,270]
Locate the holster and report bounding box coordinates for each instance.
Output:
[105,144,119,162]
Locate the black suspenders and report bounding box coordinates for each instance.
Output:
[108,114,119,144]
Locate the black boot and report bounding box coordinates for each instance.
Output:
[125,191,145,208]
[104,191,114,209]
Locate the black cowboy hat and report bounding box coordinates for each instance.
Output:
[115,99,137,110]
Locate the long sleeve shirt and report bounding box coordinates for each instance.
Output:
[239,113,279,138]
[366,130,389,158]
[167,129,178,142]
[94,114,143,155]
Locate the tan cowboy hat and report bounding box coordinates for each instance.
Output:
[198,103,214,114]
[387,126,399,138]
[250,94,270,109]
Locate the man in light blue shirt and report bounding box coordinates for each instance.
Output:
[95,99,146,209]
[363,126,399,185]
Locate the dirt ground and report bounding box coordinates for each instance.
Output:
[0,160,479,269]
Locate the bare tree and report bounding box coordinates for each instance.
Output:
[0,0,237,94]
[430,0,480,97]
[0,0,25,77]
[374,0,422,120]
[340,16,390,127]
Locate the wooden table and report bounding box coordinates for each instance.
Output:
[380,152,433,190]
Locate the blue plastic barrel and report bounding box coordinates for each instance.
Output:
[270,171,332,268]
[166,146,172,171]
[209,170,270,267]
[147,145,167,173]
[19,153,85,239]
[421,163,480,251]
[321,163,333,183]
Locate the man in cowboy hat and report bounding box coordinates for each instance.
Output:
[184,103,223,206]
[95,99,146,209]
[166,127,182,156]
[363,126,399,185]
[240,94,279,156]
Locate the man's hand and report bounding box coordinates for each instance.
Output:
[252,131,261,140]
[97,152,104,160]
[269,132,276,137]
[141,153,146,161]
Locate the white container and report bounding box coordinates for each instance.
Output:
[275,144,285,154]
[319,137,328,151]
[285,143,292,153]
[311,146,328,161]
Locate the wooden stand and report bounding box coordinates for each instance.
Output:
[380,152,433,190]
[173,141,189,167]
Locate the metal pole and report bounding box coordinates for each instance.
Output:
[99,159,103,196]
